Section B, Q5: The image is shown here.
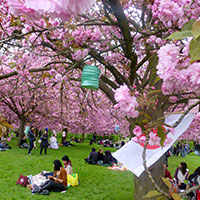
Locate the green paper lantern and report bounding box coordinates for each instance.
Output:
[81,65,101,90]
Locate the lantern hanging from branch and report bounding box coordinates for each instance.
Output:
[81,65,101,90]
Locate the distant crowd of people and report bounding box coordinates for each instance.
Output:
[31,155,73,195]
[167,141,200,158]
[89,133,126,149]
[19,126,74,155]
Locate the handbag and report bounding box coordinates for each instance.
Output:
[16,174,29,187]
[67,173,79,186]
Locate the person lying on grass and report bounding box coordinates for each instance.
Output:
[32,160,67,194]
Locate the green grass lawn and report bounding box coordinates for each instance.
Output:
[1,138,200,200]
[0,138,134,200]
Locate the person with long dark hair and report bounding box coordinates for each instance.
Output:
[174,162,190,190]
[28,126,35,155]
[62,128,67,144]
[62,155,73,175]
[40,129,48,155]
[33,160,67,193]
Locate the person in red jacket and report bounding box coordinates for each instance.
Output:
[164,163,173,181]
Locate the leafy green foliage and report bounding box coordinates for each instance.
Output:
[157,125,165,147]
[182,19,196,31]
[0,115,13,137]
[167,20,200,63]
[144,190,162,198]
[171,192,181,200]
[167,30,193,40]
[189,37,200,63]
[192,21,200,39]
[160,177,172,189]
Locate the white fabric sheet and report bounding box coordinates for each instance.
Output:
[112,113,194,177]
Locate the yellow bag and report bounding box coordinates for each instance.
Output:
[67,173,79,186]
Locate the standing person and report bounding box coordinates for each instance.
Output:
[24,125,30,137]
[28,126,35,155]
[32,160,67,193]
[176,142,180,156]
[93,132,97,143]
[185,141,190,155]
[62,128,67,144]
[180,142,186,157]
[40,129,48,155]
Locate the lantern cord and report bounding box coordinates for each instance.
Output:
[86,90,90,99]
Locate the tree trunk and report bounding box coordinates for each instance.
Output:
[18,118,26,146]
[134,156,167,200]
[81,133,85,143]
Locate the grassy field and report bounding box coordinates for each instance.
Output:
[0,137,134,200]
[0,137,200,200]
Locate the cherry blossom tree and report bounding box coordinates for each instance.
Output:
[1,0,200,199]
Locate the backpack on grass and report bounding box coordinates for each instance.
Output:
[16,174,29,187]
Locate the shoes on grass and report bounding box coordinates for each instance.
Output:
[39,190,49,195]
[60,190,67,193]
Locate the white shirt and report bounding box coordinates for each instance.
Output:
[62,131,66,137]
[177,168,189,183]
[50,136,59,149]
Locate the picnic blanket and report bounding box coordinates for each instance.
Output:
[28,172,48,186]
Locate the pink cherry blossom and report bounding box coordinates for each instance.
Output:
[133,126,142,137]
[149,132,161,146]
[8,0,96,21]
[169,96,178,103]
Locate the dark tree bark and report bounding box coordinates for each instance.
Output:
[81,132,85,143]
[18,118,26,146]
[134,156,167,200]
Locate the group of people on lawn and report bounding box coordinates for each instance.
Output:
[85,147,117,166]
[20,126,66,155]
[164,162,200,199]
[32,155,73,195]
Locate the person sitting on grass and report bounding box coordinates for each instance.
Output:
[19,134,29,149]
[97,148,104,164]
[163,163,173,181]
[85,147,98,164]
[62,155,73,175]
[50,133,58,149]
[32,160,67,194]
[186,166,200,199]
[174,162,190,190]
[103,150,113,166]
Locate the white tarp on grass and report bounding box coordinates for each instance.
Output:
[112,113,195,177]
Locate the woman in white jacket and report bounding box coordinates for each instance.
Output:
[50,134,59,149]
